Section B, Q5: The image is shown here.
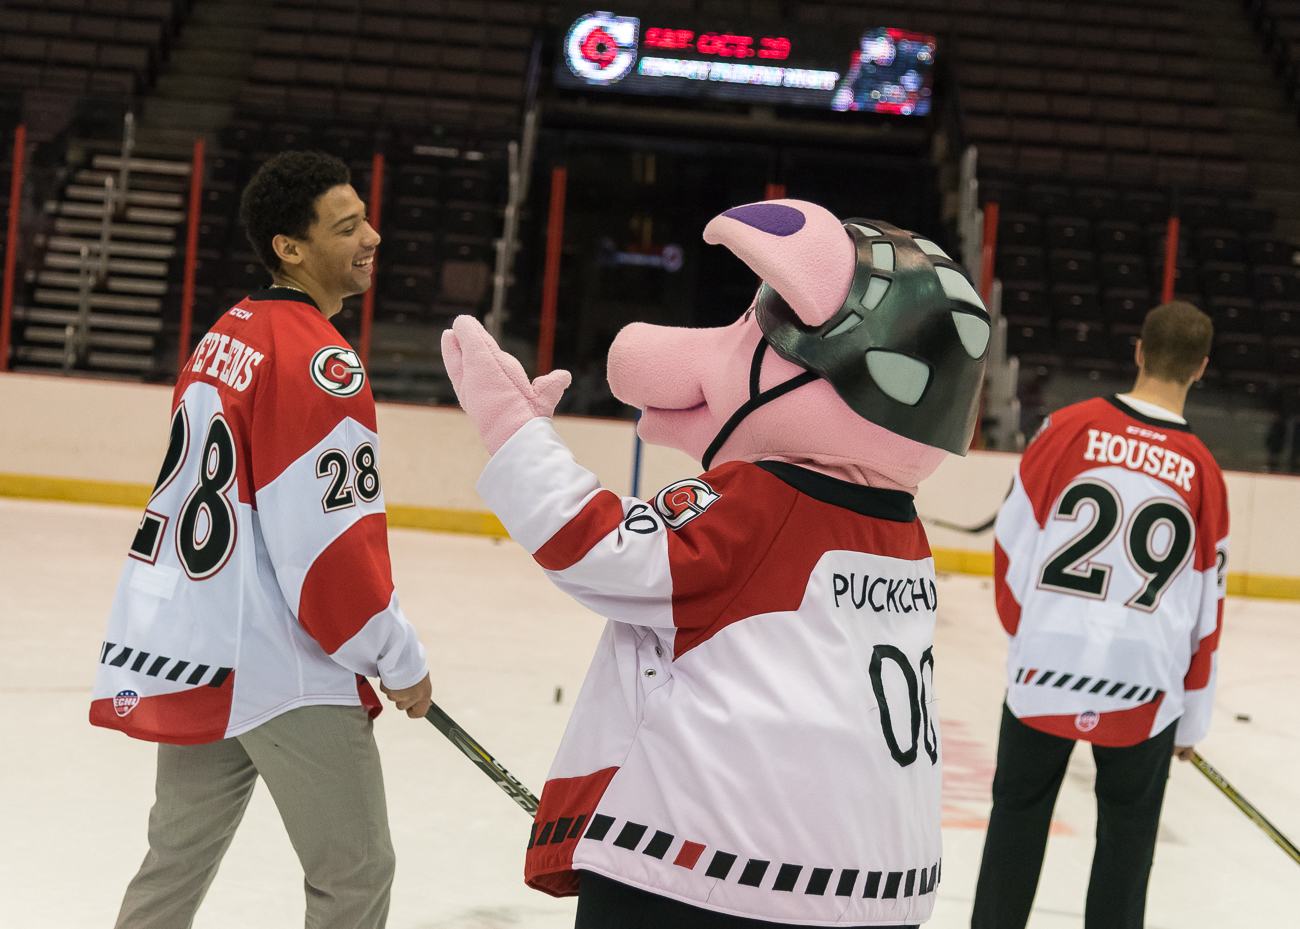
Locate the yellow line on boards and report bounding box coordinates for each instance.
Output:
[2,472,1297,600]
[927,546,1300,601]
[385,504,508,538]
[1237,574,1300,601]
[0,473,152,508]
[931,547,995,577]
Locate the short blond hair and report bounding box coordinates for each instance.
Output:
[1139,301,1213,383]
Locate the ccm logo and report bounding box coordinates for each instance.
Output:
[653,478,720,529]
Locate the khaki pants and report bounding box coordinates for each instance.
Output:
[114,704,395,929]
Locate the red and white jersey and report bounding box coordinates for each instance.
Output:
[994,396,1228,748]
[90,288,427,744]
[479,418,944,925]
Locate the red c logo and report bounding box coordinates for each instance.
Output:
[653,479,721,529]
[581,28,618,67]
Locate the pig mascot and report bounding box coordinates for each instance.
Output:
[441,199,990,927]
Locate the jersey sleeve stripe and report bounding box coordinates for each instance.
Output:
[534,490,626,572]
[1184,599,1223,691]
[477,418,606,554]
[993,539,1022,636]
[298,513,397,654]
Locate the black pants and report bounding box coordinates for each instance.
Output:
[971,703,1177,929]
[576,871,918,929]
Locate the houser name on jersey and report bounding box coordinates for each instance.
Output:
[1083,425,1196,491]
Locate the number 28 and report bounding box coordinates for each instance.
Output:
[129,402,238,580]
[316,444,381,513]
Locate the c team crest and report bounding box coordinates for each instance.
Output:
[653,478,721,529]
[565,11,640,85]
[310,346,366,398]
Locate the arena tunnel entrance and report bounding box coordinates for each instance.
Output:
[516,127,944,418]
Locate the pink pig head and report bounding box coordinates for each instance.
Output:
[607,199,990,494]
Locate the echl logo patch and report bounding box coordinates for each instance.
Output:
[1075,710,1100,732]
[114,690,140,717]
[310,346,366,398]
[653,478,721,529]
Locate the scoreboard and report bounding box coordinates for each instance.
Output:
[555,9,936,115]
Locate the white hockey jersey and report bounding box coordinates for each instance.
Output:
[994,396,1228,748]
[90,288,427,744]
[479,418,944,925]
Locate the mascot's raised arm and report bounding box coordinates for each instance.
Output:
[441,199,990,927]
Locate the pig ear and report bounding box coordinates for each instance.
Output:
[703,199,855,326]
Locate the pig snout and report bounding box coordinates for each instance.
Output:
[607,322,708,411]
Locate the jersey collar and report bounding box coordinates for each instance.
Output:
[1107,395,1193,433]
[755,460,917,522]
[248,286,321,312]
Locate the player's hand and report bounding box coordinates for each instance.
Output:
[1174,744,1196,762]
[381,672,433,719]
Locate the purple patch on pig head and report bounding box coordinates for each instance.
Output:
[720,203,807,237]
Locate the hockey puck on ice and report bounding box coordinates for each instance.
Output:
[1236,713,1251,722]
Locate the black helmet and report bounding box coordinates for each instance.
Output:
[754,219,990,456]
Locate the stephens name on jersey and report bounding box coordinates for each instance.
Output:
[994,396,1228,748]
[90,288,427,745]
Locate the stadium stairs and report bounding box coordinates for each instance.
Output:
[133,0,270,151]
[5,0,526,391]
[11,152,190,376]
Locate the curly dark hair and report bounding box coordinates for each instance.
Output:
[239,151,351,273]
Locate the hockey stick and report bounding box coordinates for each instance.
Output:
[919,481,1012,535]
[1192,752,1300,867]
[919,512,998,534]
[424,701,539,815]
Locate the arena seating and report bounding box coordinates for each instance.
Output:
[940,3,1245,188]
[3,0,1298,429]
[237,0,538,133]
[791,2,1297,407]
[853,0,1300,404]
[192,0,536,398]
[0,0,187,98]
[1246,0,1300,114]
[991,175,1300,388]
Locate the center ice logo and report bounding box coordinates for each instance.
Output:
[1075,710,1099,732]
[114,690,140,717]
[653,478,720,529]
[310,346,366,398]
[565,11,639,85]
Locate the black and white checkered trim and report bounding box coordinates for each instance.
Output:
[556,812,939,899]
[1014,667,1164,704]
[99,641,232,688]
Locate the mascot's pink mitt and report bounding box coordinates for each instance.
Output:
[441,198,989,927]
[442,317,570,455]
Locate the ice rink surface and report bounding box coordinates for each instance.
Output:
[2,496,1297,929]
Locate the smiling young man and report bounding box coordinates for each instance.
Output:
[94,151,432,929]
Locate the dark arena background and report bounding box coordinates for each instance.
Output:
[2,2,1299,927]
[0,0,1297,468]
